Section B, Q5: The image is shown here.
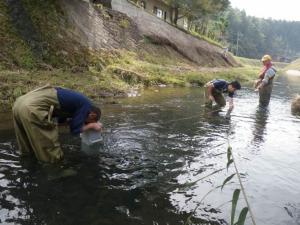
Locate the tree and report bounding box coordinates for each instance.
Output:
[164,0,230,27]
[224,7,300,60]
[163,0,186,25]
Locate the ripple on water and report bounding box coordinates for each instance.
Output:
[1,86,300,224]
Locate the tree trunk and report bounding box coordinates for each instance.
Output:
[174,7,179,25]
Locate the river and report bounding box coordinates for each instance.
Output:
[0,74,300,225]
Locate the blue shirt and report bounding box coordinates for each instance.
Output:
[55,87,92,135]
[212,79,234,98]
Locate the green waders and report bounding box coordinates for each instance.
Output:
[204,87,226,108]
[13,86,63,163]
[259,81,273,106]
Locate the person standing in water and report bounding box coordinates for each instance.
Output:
[255,55,277,106]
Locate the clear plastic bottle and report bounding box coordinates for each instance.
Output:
[80,129,103,145]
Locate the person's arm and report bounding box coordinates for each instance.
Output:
[81,122,102,132]
[255,82,264,91]
[255,77,269,91]
[228,97,234,110]
[207,84,215,102]
[255,66,267,89]
[254,79,262,89]
[255,68,275,91]
[225,97,234,118]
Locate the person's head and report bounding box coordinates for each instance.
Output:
[261,54,272,66]
[85,105,101,124]
[228,80,241,93]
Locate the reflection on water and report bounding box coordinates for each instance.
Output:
[1,77,300,225]
[252,106,269,147]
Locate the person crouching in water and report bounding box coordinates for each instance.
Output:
[13,85,102,163]
[204,79,241,115]
[254,55,277,106]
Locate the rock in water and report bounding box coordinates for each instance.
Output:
[291,95,300,115]
[47,168,77,181]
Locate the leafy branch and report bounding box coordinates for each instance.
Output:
[184,145,256,225]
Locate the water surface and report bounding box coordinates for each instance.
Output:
[1,75,300,225]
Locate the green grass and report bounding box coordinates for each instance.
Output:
[100,49,259,93]
[0,69,132,111]
[185,67,257,85]
[119,19,130,29]
[0,0,262,112]
[189,30,224,48]
[0,49,260,111]
[105,50,258,87]
[0,1,36,69]
[284,58,300,70]
[235,56,262,68]
[274,61,289,69]
[235,56,288,70]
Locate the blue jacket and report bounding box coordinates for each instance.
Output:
[55,87,92,135]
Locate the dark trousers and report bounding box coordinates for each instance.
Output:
[205,88,226,108]
[259,82,273,106]
[13,86,64,163]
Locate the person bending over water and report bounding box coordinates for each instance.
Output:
[13,85,102,163]
[204,79,241,116]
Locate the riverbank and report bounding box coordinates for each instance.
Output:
[1,40,290,113]
[0,0,288,112]
[0,50,262,112]
[0,0,266,112]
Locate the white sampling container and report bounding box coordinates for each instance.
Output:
[80,130,103,146]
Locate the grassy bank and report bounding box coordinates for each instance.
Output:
[0,49,260,112]
[284,58,300,70]
[0,0,35,69]
[235,56,288,69]
[0,0,262,112]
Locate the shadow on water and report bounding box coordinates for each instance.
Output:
[251,106,269,148]
[0,133,209,225]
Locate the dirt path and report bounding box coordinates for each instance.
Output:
[286,70,300,76]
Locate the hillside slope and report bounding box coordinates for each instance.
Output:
[0,0,252,111]
[112,0,238,67]
[1,0,237,70]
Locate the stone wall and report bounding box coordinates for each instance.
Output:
[61,0,141,50]
[60,0,237,67]
[111,0,237,66]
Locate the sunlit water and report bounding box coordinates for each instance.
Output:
[1,74,300,225]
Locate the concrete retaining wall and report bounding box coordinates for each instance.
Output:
[111,0,236,66]
[62,0,141,50]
